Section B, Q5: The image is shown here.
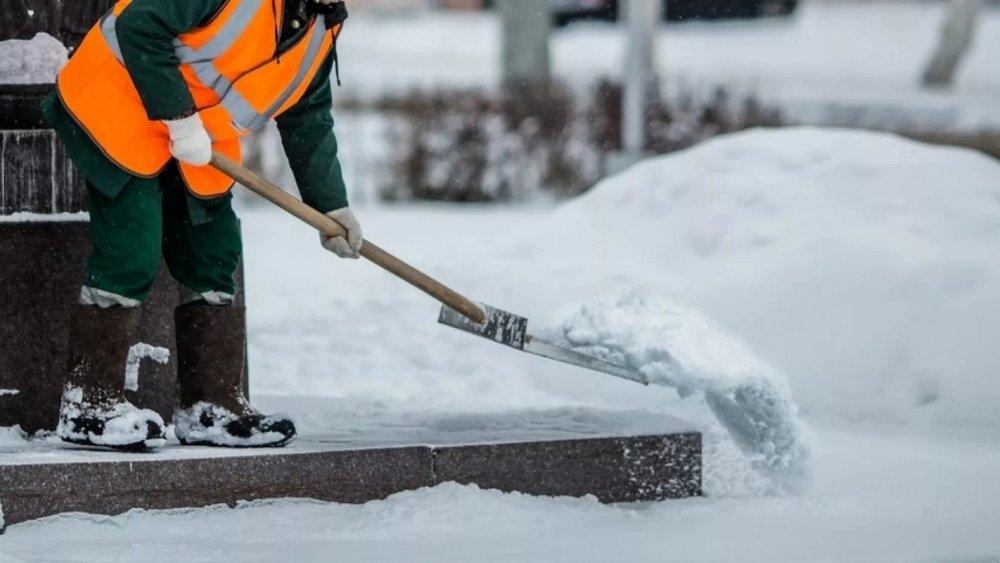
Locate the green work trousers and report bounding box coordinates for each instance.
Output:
[84,163,242,302]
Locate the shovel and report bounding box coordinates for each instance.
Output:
[211,152,649,385]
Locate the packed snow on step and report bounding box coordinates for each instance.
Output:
[0,424,28,446]
[0,33,67,85]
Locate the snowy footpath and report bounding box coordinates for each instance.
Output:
[3,129,1000,561]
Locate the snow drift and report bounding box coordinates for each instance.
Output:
[237,127,998,492]
[548,127,1000,430]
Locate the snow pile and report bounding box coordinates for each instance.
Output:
[549,127,1000,430]
[548,292,808,485]
[125,343,170,392]
[0,33,67,84]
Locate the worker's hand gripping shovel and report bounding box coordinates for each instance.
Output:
[210,152,649,385]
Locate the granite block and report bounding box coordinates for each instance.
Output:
[0,129,85,215]
[0,432,702,530]
[0,221,246,432]
[432,433,702,502]
[0,446,433,527]
[0,85,50,131]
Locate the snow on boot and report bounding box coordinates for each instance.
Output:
[56,306,167,451]
[58,385,167,451]
[174,401,296,447]
[173,304,296,447]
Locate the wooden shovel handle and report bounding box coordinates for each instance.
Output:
[210,152,486,324]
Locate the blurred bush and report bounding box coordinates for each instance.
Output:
[590,80,783,155]
[369,82,599,202]
[346,80,783,203]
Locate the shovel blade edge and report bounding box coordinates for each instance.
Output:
[439,305,650,385]
[523,337,650,385]
[438,303,528,349]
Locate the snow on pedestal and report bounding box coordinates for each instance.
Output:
[0,33,67,85]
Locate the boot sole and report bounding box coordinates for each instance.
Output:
[177,435,295,448]
[60,436,161,453]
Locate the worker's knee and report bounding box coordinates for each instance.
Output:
[83,180,164,303]
[164,216,243,300]
[84,241,163,303]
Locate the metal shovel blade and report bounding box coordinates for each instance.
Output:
[438,304,650,385]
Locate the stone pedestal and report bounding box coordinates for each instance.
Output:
[0,85,83,213]
[0,84,245,433]
[0,221,186,432]
[0,431,702,529]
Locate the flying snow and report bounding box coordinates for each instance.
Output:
[547,291,809,487]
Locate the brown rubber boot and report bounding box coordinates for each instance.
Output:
[173,304,295,447]
[57,305,167,450]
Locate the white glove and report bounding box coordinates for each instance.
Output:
[164,113,212,166]
[321,207,363,259]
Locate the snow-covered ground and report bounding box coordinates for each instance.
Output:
[3,128,999,560]
[4,429,999,562]
[334,1,1000,132]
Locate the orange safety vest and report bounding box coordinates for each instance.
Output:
[57,0,341,197]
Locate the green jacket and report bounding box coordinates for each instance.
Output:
[42,0,348,224]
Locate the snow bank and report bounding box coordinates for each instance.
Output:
[238,127,998,494]
[547,292,808,485]
[550,127,1000,430]
[0,33,67,85]
[6,455,1000,562]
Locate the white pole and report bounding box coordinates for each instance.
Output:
[922,0,983,88]
[622,0,659,159]
[499,0,552,86]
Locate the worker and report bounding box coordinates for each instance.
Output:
[41,0,361,450]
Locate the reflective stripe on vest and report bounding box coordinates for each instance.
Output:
[98,4,329,135]
[172,0,263,63]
